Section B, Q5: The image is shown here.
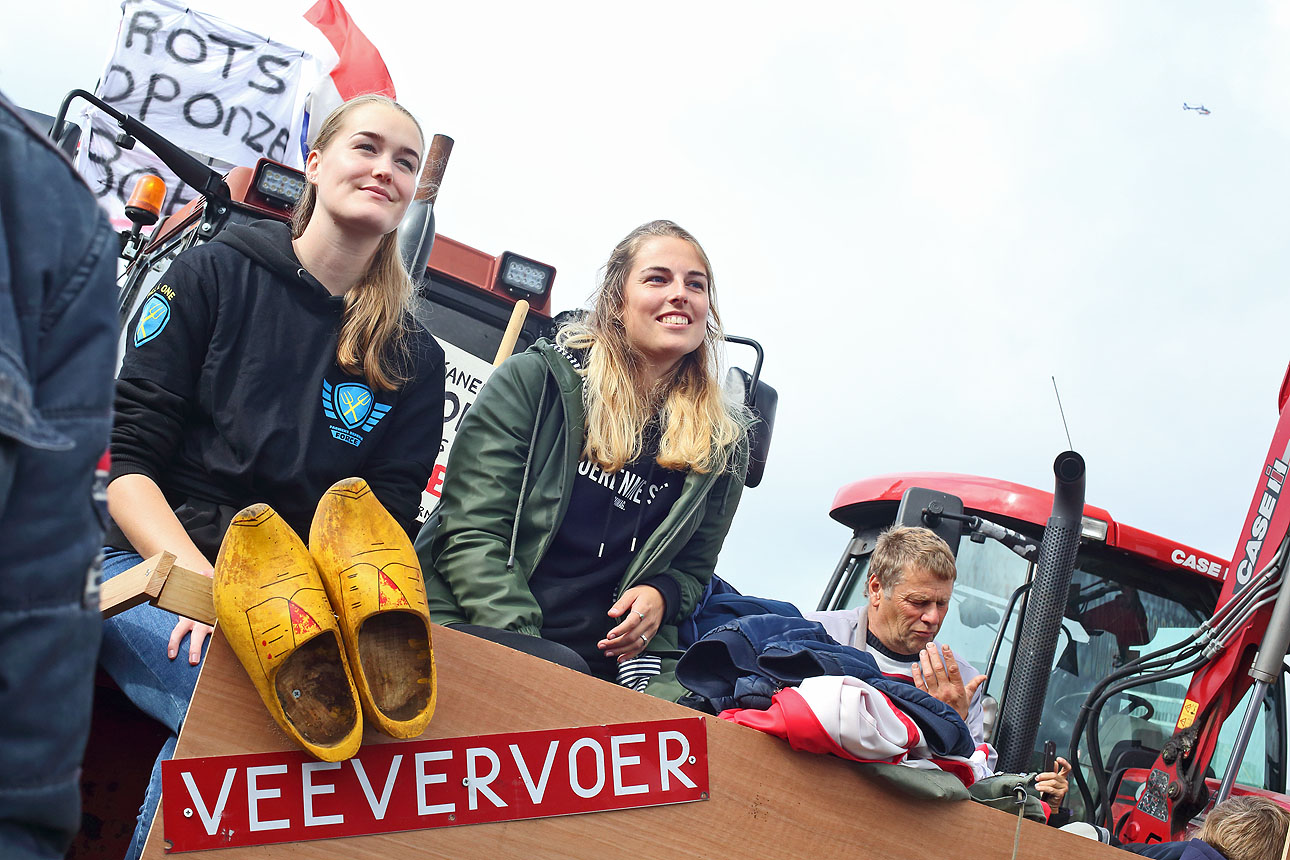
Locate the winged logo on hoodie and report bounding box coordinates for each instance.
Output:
[322,380,391,446]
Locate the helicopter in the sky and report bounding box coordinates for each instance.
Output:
[1183,102,1211,115]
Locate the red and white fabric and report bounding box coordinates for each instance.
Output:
[720,675,995,787]
[301,0,396,146]
[806,606,998,769]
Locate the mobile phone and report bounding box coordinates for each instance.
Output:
[1040,740,1057,802]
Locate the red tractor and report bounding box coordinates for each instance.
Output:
[814,365,1290,845]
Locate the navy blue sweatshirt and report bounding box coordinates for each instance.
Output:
[529,422,684,678]
[107,219,444,560]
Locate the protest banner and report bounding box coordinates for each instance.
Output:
[78,0,315,225]
[418,338,496,523]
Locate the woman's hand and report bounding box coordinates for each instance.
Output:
[599,584,664,661]
[1036,756,1072,806]
[108,475,216,666]
[167,565,215,665]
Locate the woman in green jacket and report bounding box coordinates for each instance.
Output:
[416,220,749,700]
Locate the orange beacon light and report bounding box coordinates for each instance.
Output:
[121,174,167,259]
[124,174,166,227]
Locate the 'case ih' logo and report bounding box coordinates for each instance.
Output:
[1235,458,1288,587]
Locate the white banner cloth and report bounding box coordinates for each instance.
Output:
[78,0,317,225]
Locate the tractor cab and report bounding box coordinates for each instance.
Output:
[815,473,1287,822]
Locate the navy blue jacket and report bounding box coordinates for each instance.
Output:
[0,91,118,860]
[678,574,803,647]
[1121,839,1226,860]
[676,614,976,758]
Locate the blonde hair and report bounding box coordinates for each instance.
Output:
[869,526,958,594]
[1197,796,1290,860]
[291,94,423,392]
[557,220,746,475]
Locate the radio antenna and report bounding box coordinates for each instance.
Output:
[1051,376,1073,450]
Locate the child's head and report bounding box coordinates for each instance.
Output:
[1197,796,1290,860]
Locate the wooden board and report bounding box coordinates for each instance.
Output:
[143,625,1125,859]
[99,552,174,619]
[99,552,216,626]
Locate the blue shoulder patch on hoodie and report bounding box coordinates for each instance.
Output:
[133,294,171,347]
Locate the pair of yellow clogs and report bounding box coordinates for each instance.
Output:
[212,478,435,761]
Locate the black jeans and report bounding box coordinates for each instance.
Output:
[454,624,592,674]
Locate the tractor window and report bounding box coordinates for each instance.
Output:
[1039,570,1209,771]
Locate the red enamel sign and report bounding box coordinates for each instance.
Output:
[161,716,709,852]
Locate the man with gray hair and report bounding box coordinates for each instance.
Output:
[807,525,991,749]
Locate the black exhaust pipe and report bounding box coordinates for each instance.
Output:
[995,451,1086,773]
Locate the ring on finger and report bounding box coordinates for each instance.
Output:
[640,634,648,643]
[634,610,645,622]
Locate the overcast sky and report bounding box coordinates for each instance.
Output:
[4,1,1287,609]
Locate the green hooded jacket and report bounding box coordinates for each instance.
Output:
[415,339,748,701]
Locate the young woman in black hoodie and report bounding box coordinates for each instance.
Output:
[100,95,445,859]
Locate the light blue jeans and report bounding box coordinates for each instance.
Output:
[98,549,209,860]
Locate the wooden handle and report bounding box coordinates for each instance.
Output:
[419,133,454,203]
[493,299,530,367]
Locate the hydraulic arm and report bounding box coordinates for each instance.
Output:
[1116,363,1290,844]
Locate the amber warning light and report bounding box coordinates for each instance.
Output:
[124,174,166,227]
[121,174,167,260]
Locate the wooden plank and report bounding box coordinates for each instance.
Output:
[140,625,1126,859]
[99,551,217,625]
[153,565,216,626]
[99,552,174,619]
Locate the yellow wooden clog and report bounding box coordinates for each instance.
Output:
[309,478,436,738]
[213,504,363,761]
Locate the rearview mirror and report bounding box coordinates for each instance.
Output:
[895,487,965,557]
[724,367,777,488]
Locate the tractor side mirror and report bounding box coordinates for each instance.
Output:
[895,487,965,557]
[724,367,776,488]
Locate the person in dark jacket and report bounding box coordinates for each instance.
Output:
[418,220,749,700]
[100,94,445,859]
[0,90,118,860]
[1121,795,1290,860]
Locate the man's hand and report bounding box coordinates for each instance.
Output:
[911,642,986,721]
[1036,756,1072,806]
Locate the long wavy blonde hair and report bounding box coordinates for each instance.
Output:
[291,94,423,391]
[558,220,747,475]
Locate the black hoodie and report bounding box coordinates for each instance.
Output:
[107,220,445,561]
